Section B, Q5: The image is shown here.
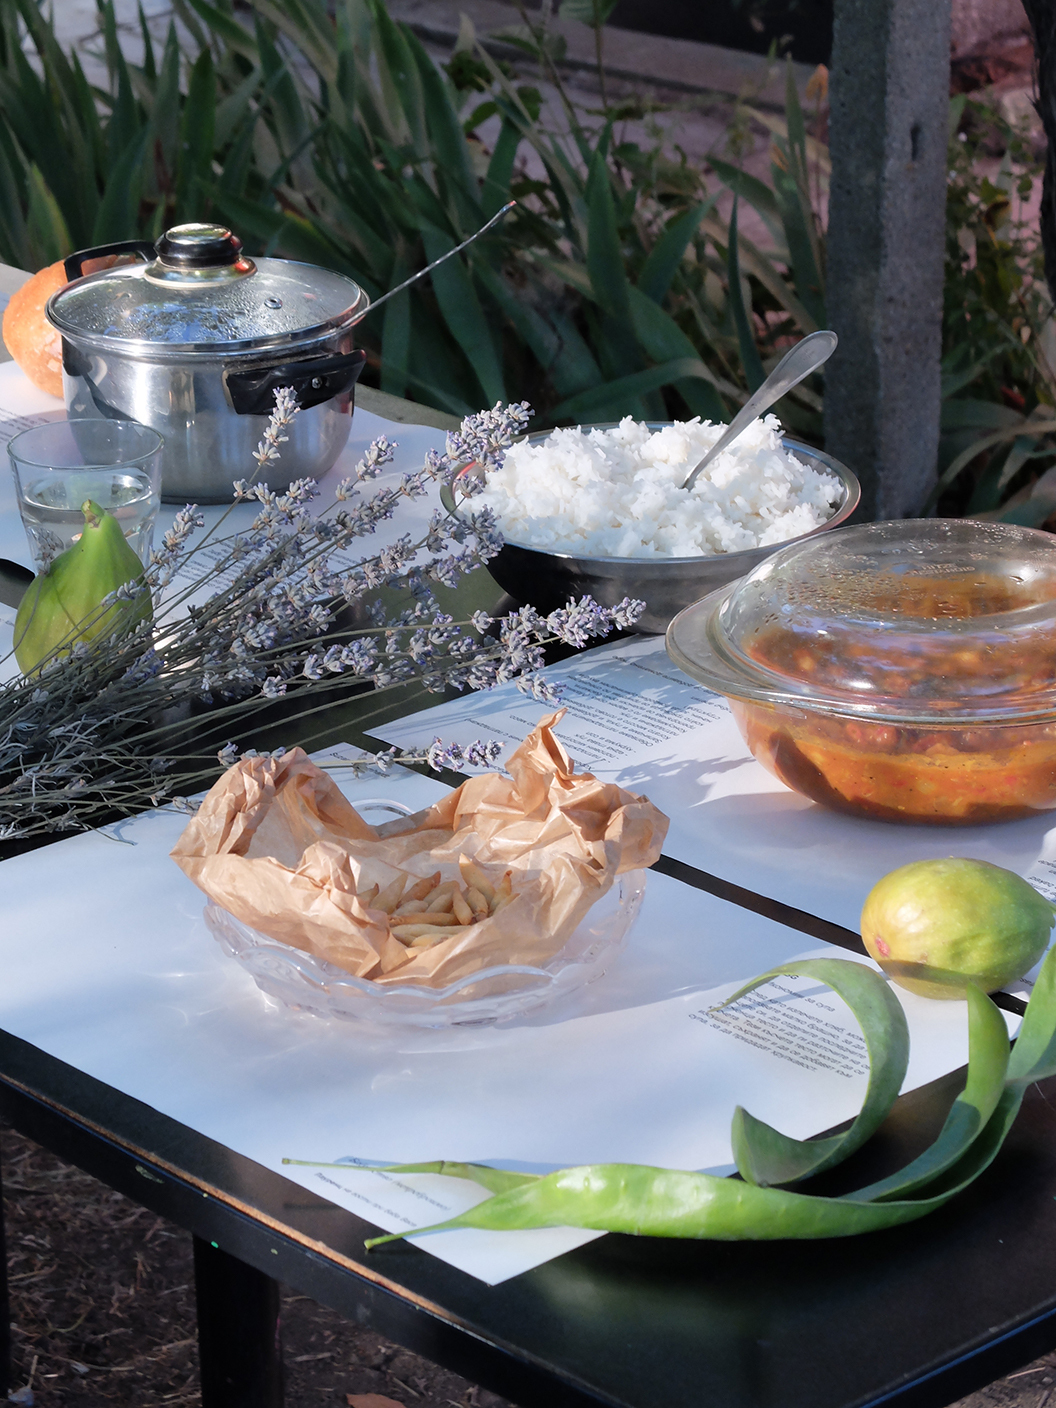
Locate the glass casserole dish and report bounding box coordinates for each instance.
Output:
[666,519,1056,825]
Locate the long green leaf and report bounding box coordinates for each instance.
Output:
[182,0,259,61]
[25,164,72,265]
[771,160,825,327]
[551,357,725,422]
[585,146,632,327]
[420,222,505,406]
[380,258,410,398]
[726,197,766,392]
[638,196,719,305]
[369,0,427,154]
[482,119,519,219]
[559,0,621,23]
[708,156,784,245]
[92,129,148,244]
[473,259,604,400]
[941,399,1025,431]
[407,30,480,228]
[967,435,1035,512]
[175,48,216,220]
[924,422,1056,512]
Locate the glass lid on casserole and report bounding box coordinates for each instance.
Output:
[666,519,1056,724]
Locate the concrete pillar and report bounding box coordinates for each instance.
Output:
[823,0,952,520]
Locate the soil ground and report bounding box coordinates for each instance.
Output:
[0,1126,514,1408]
[3,1122,1056,1408]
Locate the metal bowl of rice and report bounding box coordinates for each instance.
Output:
[443,420,860,634]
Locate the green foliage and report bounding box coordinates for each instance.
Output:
[0,0,833,429]
[8,0,1039,506]
[935,95,1056,521]
[0,0,272,270]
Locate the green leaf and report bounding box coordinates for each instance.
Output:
[253,12,312,164]
[148,24,182,206]
[369,0,428,153]
[771,160,825,327]
[940,347,1003,400]
[967,435,1035,513]
[25,164,72,265]
[996,499,1056,528]
[708,156,785,246]
[93,129,148,245]
[408,29,480,227]
[718,959,909,1187]
[482,118,520,219]
[181,0,259,61]
[727,197,766,392]
[551,357,724,423]
[0,129,31,268]
[585,147,642,389]
[585,148,632,323]
[102,3,142,171]
[923,423,1056,513]
[473,260,604,400]
[941,398,1025,432]
[252,0,340,85]
[175,48,216,221]
[380,258,410,399]
[559,0,621,23]
[138,1,156,79]
[420,222,506,406]
[638,196,719,305]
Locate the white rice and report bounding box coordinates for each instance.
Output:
[478,415,843,559]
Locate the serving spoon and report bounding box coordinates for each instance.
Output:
[681,328,838,492]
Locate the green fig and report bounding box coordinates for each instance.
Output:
[861,857,1056,1000]
[14,499,152,676]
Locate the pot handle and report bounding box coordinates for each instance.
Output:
[64,240,157,282]
[224,348,367,416]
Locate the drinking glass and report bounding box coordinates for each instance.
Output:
[8,419,164,570]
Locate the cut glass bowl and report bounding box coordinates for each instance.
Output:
[205,839,646,1028]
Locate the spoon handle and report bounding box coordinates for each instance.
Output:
[681,329,838,492]
[353,202,516,322]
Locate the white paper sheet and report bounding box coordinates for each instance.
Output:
[0,756,993,1284]
[374,635,1056,960]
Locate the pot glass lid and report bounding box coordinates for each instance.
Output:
[666,519,1056,722]
[47,224,367,353]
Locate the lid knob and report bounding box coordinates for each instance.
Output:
[155,223,244,270]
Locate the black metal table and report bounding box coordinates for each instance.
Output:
[0,389,1052,1406]
[0,842,1054,1408]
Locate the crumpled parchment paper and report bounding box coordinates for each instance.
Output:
[171,711,669,987]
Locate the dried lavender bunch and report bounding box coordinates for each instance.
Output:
[0,396,643,839]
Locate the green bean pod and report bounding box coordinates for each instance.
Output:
[719,958,909,1187]
[363,944,1056,1250]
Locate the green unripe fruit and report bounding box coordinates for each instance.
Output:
[861,857,1056,1000]
[14,499,152,676]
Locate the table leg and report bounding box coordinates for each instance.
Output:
[193,1235,283,1408]
[0,1133,9,1397]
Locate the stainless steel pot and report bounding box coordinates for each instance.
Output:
[46,223,370,503]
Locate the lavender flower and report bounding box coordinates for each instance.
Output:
[0,393,639,840]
